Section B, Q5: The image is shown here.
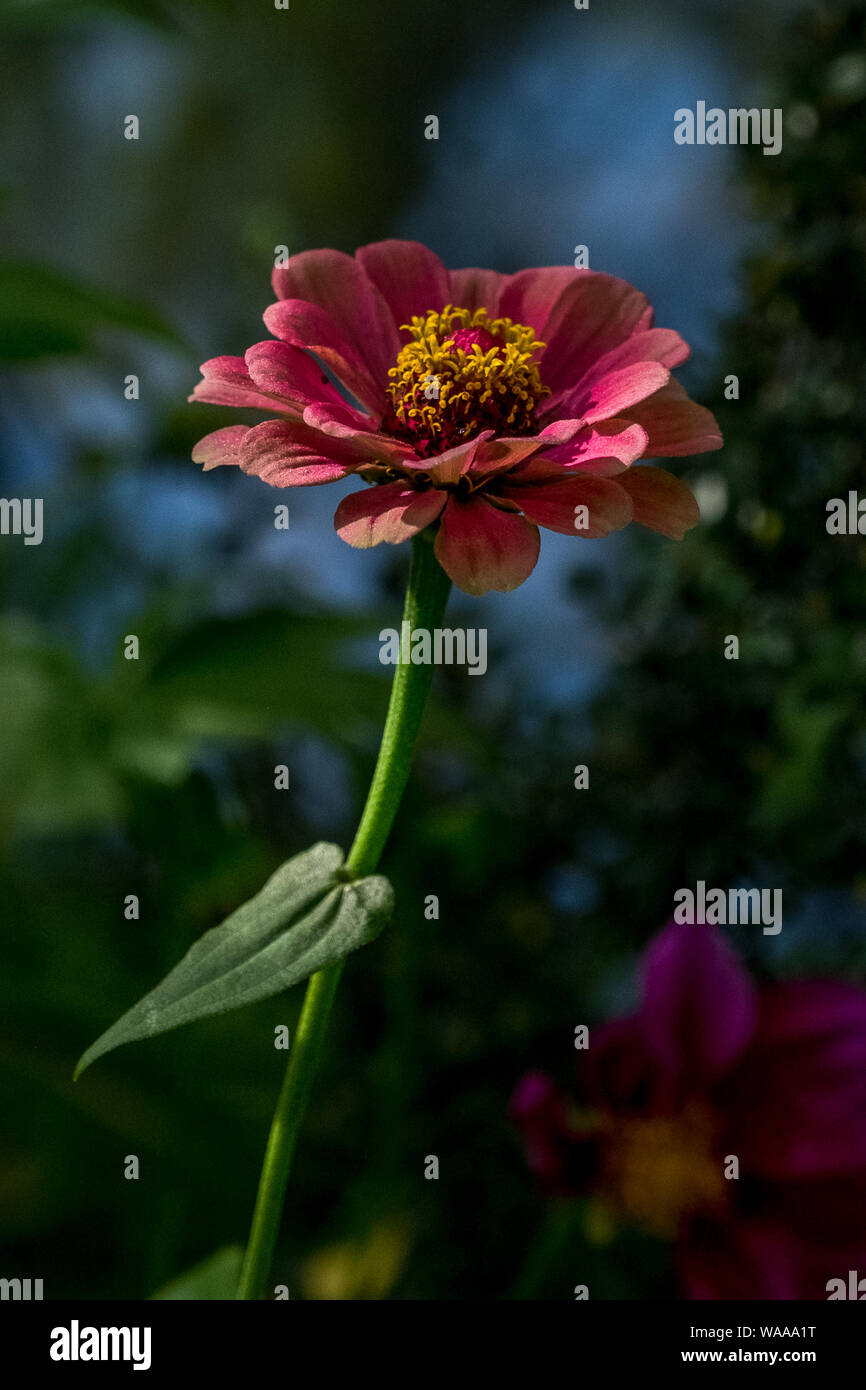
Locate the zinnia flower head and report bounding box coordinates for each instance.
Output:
[191,240,722,595]
[511,919,866,1300]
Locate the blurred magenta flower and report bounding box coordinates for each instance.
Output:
[511,920,866,1299]
[191,241,721,594]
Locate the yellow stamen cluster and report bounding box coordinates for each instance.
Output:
[387,305,549,455]
[600,1104,727,1239]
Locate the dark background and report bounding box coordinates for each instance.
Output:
[1,0,865,1299]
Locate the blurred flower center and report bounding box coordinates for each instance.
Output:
[600,1103,727,1239]
[387,305,549,456]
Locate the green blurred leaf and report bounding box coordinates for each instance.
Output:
[0,260,182,359]
[129,607,485,759]
[751,689,847,833]
[151,1245,243,1300]
[75,842,392,1077]
[136,610,389,743]
[0,607,480,838]
[0,619,123,833]
[0,0,183,35]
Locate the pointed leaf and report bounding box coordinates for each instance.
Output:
[152,1246,243,1301]
[0,260,183,360]
[75,842,392,1077]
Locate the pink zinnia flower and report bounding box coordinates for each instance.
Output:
[511,921,866,1300]
[191,240,722,595]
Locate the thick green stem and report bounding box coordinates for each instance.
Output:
[234,961,344,1301]
[235,532,451,1299]
[344,532,452,878]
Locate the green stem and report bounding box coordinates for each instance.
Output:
[235,532,452,1299]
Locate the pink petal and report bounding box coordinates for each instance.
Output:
[678,1218,806,1301]
[440,424,585,490]
[539,419,649,474]
[434,495,540,595]
[191,425,249,471]
[624,378,723,457]
[535,418,587,445]
[545,328,688,418]
[567,361,671,423]
[301,404,419,467]
[448,266,507,315]
[466,434,554,482]
[502,270,654,390]
[502,473,634,537]
[334,481,445,547]
[244,340,366,418]
[616,465,700,538]
[269,247,399,395]
[581,1017,658,1113]
[641,921,758,1084]
[725,981,866,1180]
[356,239,449,337]
[263,298,385,417]
[425,434,490,486]
[498,266,588,337]
[582,327,690,378]
[189,355,293,413]
[240,418,360,487]
[509,1071,593,1196]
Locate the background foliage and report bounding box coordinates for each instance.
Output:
[1,0,864,1299]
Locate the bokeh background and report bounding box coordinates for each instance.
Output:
[1,0,865,1299]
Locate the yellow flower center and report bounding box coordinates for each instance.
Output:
[387,305,549,457]
[599,1103,728,1240]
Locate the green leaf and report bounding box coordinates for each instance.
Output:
[0,618,125,832]
[151,1246,243,1301]
[136,609,392,744]
[0,0,208,34]
[75,842,392,1078]
[0,260,182,359]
